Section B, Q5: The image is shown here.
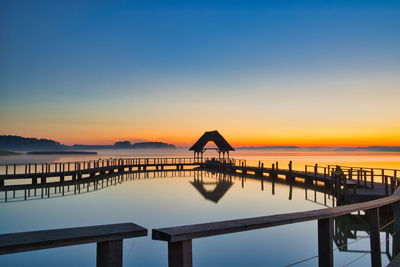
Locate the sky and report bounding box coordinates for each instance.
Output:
[1,0,399,146]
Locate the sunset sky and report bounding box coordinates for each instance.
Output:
[1,1,399,147]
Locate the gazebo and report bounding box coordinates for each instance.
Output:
[189,130,234,161]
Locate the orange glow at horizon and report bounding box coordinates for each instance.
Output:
[3,129,398,148]
[1,72,399,147]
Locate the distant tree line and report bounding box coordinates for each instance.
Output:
[0,135,175,151]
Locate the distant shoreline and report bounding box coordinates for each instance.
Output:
[26,151,98,155]
[0,150,22,156]
[0,135,176,151]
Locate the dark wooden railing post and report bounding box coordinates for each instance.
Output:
[367,208,381,267]
[97,239,123,267]
[393,201,400,256]
[318,218,333,267]
[168,240,192,267]
[371,169,374,189]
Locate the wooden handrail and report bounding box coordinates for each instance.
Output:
[153,188,400,267]
[0,223,147,267]
[153,191,400,242]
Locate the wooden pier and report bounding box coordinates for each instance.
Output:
[0,157,203,202]
[1,157,398,203]
[1,156,400,267]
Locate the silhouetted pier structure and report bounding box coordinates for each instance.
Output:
[2,157,399,203]
[1,131,400,267]
[0,157,203,201]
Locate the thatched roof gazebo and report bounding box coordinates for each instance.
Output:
[189,130,234,160]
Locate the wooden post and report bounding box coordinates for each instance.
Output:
[168,240,192,267]
[272,163,275,179]
[314,164,318,185]
[385,176,389,196]
[96,239,123,267]
[393,201,400,256]
[371,169,374,189]
[367,208,381,267]
[318,218,333,267]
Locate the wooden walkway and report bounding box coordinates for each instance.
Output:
[206,159,399,203]
[1,157,399,204]
[1,157,400,267]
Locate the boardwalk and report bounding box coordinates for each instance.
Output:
[0,157,399,204]
[0,156,400,267]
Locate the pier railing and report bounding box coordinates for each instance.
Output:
[153,187,400,267]
[0,157,207,176]
[0,223,147,267]
[304,164,400,194]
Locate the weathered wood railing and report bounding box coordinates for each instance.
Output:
[153,187,400,267]
[0,157,207,176]
[305,164,400,195]
[0,223,147,267]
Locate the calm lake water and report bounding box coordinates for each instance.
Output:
[0,149,399,266]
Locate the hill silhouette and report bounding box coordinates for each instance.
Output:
[0,135,175,151]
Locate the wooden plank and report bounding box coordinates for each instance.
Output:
[153,192,400,242]
[0,223,147,255]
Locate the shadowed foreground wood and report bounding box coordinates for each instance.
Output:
[153,193,399,242]
[153,188,400,267]
[0,223,147,267]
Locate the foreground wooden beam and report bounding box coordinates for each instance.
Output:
[153,194,400,242]
[0,223,147,267]
[153,187,400,267]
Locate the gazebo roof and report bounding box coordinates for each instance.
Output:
[189,130,234,153]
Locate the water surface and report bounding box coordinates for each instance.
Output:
[1,149,399,266]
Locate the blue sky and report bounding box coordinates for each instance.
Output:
[1,0,399,145]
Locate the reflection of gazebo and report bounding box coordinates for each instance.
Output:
[189,130,234,161]
[190,178,233,203]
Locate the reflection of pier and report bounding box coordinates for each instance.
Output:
[2,156,399,205]
[334,213,396,260]
[0,169,197,202]
[190,171,233,203]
